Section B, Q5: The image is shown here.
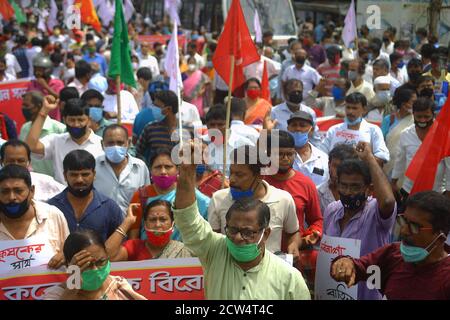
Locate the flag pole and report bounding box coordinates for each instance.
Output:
[222,55,235,188]
[116,75,122,125]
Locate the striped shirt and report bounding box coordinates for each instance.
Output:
[135,119,175,165]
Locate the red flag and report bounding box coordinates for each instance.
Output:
[0,0,14,21]
[405,95,450,195]
[260,60,270,102]
[75,0,102,33]
[212,0,259,92]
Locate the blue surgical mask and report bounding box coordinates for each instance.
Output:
[230,188,254,200]
[376,90,391,104]
[397,60,405,69]
[289,131,309,148]
[332,86,345,101]
[345,117,363,126]
[151,105,166,122]
[89,107,103,123]
[400,233,444,263]
[104,146,128,164]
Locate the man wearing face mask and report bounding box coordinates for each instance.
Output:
[287,111,329,187]
[174,141,310,299]
[67,60,92,96]
[208,145,302,261]
[396,58,423,93]
[18,91,66,177]
[324,141,397,300]
[82,40,108,76]
[25,96,104,184]
[423,52,450,93]
[94,124,150,216]
[269,79,321,146]
[316,45,342,96]
[138,42,160,79]
[345,58,375,101]
[372,59,400,96]
[366,76,393,122]
[102,78,140,122]
[281,48,322,107]
[331,191,450,300]
[392,98,447,204]
[0,164,70,270]
[80,89,112,138]
[310,78,350,117]
[48,150,123,242]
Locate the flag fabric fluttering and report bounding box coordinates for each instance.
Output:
[74,0,102,33]
[342,0,357,48]
[0,0,15,21]
[260,60,270,102]
[405,95,450,195]
[108,0,136,88]
[254,9,262,44]
[164,0,181,26]
[11,0,25,23]
[47,0,58,30]
[164,22,183,95]
[97,0,114,27]
[124,0,135,23]
[37,9,49,33]
[212,0,260,92]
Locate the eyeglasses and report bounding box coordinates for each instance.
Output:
[337,182,365,193]
[279,151,296,159]
[397,214,433,235]
[224,226,263,241]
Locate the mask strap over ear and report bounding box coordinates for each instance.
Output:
[425,232,447,252]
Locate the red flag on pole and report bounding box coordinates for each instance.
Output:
[261,60,271,102]
[405,96,450,195]
[75,0,102,33]
[0,0,14,21]
[212,0,259,92]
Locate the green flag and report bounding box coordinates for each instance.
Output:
[12,0,26,24]
[108,0,136,87]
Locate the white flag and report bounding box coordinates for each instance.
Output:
[342,0,357,48]
[164,0,181,26]
[98,0,115,27]
[254,9,262,43]
[124,0,135,22]
[63,0,74,21]
[47,0,58,30]
[164,23,183,94]
[38,9,49,33]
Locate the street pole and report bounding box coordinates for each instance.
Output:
[429,0,443,38]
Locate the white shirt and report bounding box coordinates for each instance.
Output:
[0,72,16,82]
[319,119,390,162]
[49,35,68,47]
[392,124,446,193]
[4,53,21,79]
[390,67,408,85]
[30,172,66,202]
[244,56,281,81]
[282,64,322,103]
[365,108,384,122]
[103,90,140,122]
[176,101,202,128]
[185,53,205,68]
[67,78,89,96]
[293,142,329,187]
[347,80,376,101]
[35,130,104,184]
[381,42,395,55]
[207,180,299,254]
[138,53,160,79]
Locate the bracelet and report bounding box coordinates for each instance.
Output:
[115,227,127,238]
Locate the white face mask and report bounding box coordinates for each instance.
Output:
[376,90,391,104]
[188,64,197,72]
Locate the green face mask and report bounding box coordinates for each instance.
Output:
[225,231,265,263]
[81,260,110,291]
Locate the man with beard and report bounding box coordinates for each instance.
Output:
[48,150,123,242]
[25,96,103,184]
[331,191,450,300]
[323,141,396,300]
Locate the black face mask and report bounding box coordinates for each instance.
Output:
[288,91,303,104]
[295,57,306,65]
[408,71,421,83]
[0,197,30,219]
[414,119,433,129]
[67,183,93,198]
[22,108,34,121]
[67,125,87,139]
[419,88,434,99]
[339,192,366,211]
[382,37,389,43]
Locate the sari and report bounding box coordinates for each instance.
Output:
[244,98,272,129]
[183,70,209,117]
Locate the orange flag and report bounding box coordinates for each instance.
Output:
[405,94,450,195]
[261,60,271,102]
[0,0,14,21]
[75,0,102,33]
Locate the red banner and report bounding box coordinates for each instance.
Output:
[138,35,187,49]
[0,258,204,300]
[0,79,30,133]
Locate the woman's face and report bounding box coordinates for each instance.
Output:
[77,244,109,271]
[150,155,177,177]
[145,205,173,232]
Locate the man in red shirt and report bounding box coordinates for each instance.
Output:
[330,191,450,299]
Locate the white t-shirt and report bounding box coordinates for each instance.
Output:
[103,90,140,122]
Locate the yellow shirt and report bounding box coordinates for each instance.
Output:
[423,70,450,92]
[174,201,310,300]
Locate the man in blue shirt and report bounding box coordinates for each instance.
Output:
[82,40,108,76]
[48,149,123,242]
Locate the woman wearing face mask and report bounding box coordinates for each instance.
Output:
[107,200,193,261]
[42,230,146,300]
[127,148,210,240]
[182,56,209,117]
[243,78,272,129]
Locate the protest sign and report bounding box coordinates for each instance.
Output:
[0,79,30,133]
